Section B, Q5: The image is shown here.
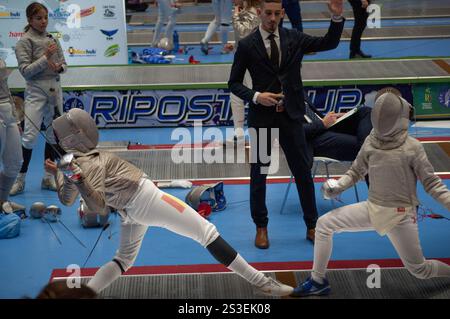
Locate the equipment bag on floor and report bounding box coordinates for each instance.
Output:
[0,212,20,239]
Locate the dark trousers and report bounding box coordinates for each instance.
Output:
[280,0,303,32]
[310,106,372,185]
[348,0,369,53]
[250,112,318,230]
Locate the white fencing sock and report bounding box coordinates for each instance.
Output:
[87,261,122,293]
[227,254,267,287]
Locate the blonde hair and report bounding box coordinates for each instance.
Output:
[24,2,48,32]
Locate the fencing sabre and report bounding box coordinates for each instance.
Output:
[83,222,110,268]
[55,215,87,248]
[41,216,63,245]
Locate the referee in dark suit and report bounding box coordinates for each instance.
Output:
[228,0,345,248]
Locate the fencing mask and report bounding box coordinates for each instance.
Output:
[185,182,226,217]
[52,108,98,153]
[371,92,411,138]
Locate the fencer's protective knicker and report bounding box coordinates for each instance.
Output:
[312,202,450,281]
[88,178,269,293]
[22,79,62,150]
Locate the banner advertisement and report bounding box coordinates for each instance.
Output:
[30,84,413,128]
[0,0,127,66]
[305,84,413,114]
[413,83,450,119]
[11,84,414,128]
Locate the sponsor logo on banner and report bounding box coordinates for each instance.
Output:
[80,6,95,18]
[68,47,96,57]
[49,7,70,20]
[0,11,21,19]
[438,89,450,108]
[104,44,120,57]
[63,97,85,113]
[8,31,25,38]
[103,5,116,18]
[50,6,94,20]
[100,29,118,40]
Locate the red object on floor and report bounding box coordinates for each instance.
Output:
[189,55,200,64]
[197,202,212,218]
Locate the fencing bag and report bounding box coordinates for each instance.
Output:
[0,213,20,239]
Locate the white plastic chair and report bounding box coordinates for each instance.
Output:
[279,156,360,214]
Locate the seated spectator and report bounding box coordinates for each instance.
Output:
[303,94,372,170]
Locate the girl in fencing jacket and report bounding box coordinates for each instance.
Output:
[292,92,450,297]
[45,108,294,297]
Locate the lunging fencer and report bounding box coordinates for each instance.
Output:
[0,58,24,212]
[292,92,450,297]
[44,108,294,296]
[11,2,67,195]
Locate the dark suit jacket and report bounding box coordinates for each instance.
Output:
[228,20,345,127]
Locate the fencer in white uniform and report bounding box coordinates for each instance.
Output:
[0,58,23,209]
[45,108,294,297]
[152,0,179,48]
[291,92,450,297]
[200,0,233,55]
[11,2,67,195]
[227,0,260,143]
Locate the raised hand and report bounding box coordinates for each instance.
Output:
[45,43,57,59]
[328,0,344,16]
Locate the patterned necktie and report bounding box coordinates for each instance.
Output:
[267,33,279,69]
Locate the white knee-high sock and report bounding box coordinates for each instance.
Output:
[311,229,333,283]
[87,261,122,293]
[227,254,267,287]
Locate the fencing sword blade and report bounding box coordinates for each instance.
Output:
[57,217,87,248]
[42,217,62,245]
[83,222,110,268]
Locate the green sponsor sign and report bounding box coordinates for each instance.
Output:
[413,83,450,119]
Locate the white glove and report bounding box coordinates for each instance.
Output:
[321,178,342,200]
[58,154,82,182]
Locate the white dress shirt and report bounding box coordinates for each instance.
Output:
[252,26,282,104]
